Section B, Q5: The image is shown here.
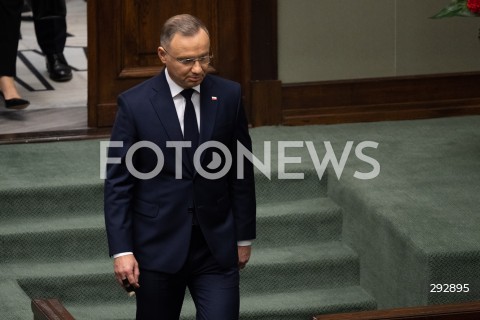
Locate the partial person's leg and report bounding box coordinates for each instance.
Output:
[187,227,240,320]
[189,266,240,320]
[0,0,22,78]
[33,17,67,55]
[135,269,187,320]
[0,0,29,108]
[30,0,72,82]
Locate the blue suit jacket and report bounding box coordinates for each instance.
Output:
[104,70,256,273]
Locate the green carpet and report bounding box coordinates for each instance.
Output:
[2,115,480,319]
[249,115,480,309]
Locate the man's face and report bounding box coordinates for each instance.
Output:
[158,29,210,89]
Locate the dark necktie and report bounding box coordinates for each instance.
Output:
[181,89,199,165]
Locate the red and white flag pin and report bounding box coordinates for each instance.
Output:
[211,96,218,101]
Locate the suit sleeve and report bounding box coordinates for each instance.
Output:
[229,87,257,242]
[104,94,138,256]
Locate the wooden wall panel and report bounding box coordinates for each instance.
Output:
[280,72,480,125]
[119,0,219,78]
[88,0,249,128]
[250,80,282,127]
[88,0,480,129]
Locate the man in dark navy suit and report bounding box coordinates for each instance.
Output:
[104,14,256,320]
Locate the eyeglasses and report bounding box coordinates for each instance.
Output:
[162,48,213,67]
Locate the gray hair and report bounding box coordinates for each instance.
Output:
[160,14,209,48]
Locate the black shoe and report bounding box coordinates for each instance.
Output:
[46,53,73,82]
[0,91,30,110]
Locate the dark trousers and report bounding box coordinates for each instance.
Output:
[0,0,23,76]
[135,226,240,320]
[29,0,67,55]
[0,0,66,77]
[33,15,67,55]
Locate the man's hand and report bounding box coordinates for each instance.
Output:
[114,254,140,290]
[238,245,251,270]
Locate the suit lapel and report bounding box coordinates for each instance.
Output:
[149,71,193,176]
[198,76,219,169]
[199,76,218,148]
[149,71,183,142]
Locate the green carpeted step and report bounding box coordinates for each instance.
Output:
[0,169,326,223]
[0,166,326,228]
[62,286,376,320]
[0,213,103,235]
[1,197,343,263]
[13,242,359,305]
[0,176,325,224]
[64,301,136,320]
[0,139,371,318]
[255,169,327,204]
[0,183,103,224]
[0,140,101,192]
[0,279,34,320]
[256,197,343,247]
[0,216,108,264]
[4,115,480,316]
[2,259,112,281]
[239,286,376,320]
[242,242,360,294]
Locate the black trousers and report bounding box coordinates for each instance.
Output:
[30,0,67,55]
[135,226,240,320]
[0,0,67,77]
[0,0,23,76]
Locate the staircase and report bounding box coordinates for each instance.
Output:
[0,145,376,319]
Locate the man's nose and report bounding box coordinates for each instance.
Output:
[191,60,203,73]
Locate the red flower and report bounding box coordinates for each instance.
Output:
[467,0,480,13]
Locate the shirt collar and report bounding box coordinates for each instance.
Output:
[165,68,200,98]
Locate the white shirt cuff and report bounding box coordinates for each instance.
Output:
[113,241,253,257]
[237,240,253,246]
[113,252,133,258]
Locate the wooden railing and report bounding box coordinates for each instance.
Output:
[32,299,75,320]
[31,298,480,320]
[313,301,480,320]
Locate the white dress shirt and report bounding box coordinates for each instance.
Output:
[164,69,201,135]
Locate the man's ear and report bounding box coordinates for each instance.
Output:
[158,47,167,64]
